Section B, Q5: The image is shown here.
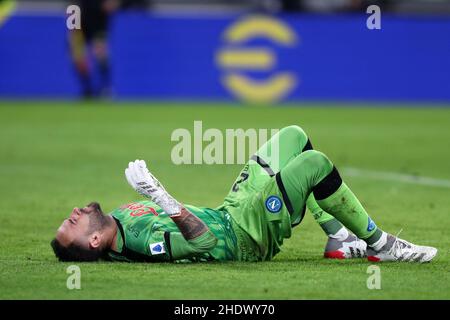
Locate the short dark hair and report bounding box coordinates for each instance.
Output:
[50,238,105,262]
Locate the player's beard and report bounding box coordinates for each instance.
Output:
[86,202,109,234]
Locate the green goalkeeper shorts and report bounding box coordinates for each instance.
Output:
[216,156,297,261]
[216,125,320,261]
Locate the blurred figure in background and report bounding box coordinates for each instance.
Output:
[69,0,148,98]
[0,0,16,26]
[300,0,390,13]
[258,0,390,13]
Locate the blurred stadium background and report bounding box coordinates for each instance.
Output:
[0,0,449,300]
[1,0,450,102]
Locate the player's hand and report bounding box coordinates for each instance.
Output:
[125,160,181,216]
[125,159,165,199]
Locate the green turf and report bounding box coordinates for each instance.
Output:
[0,101,449,299]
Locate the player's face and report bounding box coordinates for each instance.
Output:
[55,204,102,249]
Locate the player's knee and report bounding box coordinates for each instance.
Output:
[301,150,333,172]
[280,125,309,148]
[282,125,307,139]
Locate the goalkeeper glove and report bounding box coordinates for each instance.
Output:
[125,159,181,216]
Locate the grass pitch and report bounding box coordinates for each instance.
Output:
[0,101,449,300]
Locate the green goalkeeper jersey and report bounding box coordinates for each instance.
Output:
[107,200,241,262]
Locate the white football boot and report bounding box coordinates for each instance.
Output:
[324,234,367,259]
[367,234,437,263]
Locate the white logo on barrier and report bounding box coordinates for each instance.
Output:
[366,5,381,30]
[216,15,299,104]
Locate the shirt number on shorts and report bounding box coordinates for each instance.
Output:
[232,172,249,192]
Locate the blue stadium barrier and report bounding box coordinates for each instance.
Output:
[0,12,449,103]
[0,14,80,98]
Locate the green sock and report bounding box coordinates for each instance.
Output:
[315,182,382,244]
[276,149,383,246]
[306,194,345,236]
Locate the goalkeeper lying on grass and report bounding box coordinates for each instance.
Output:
[51,126,437,263]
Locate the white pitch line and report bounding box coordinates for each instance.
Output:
[342,167,450,189]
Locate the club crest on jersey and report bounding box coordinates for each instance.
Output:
[149,242,166,255]
[367,217,376,232]
[265,195,282,213]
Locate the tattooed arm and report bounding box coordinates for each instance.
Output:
[125,159,218,258]
[165,206,218,259]
[170,207,209,241]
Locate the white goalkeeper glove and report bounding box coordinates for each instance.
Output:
[125,159,181,216]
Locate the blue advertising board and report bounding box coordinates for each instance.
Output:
[1,12,449,103]
[0,14,79,98]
